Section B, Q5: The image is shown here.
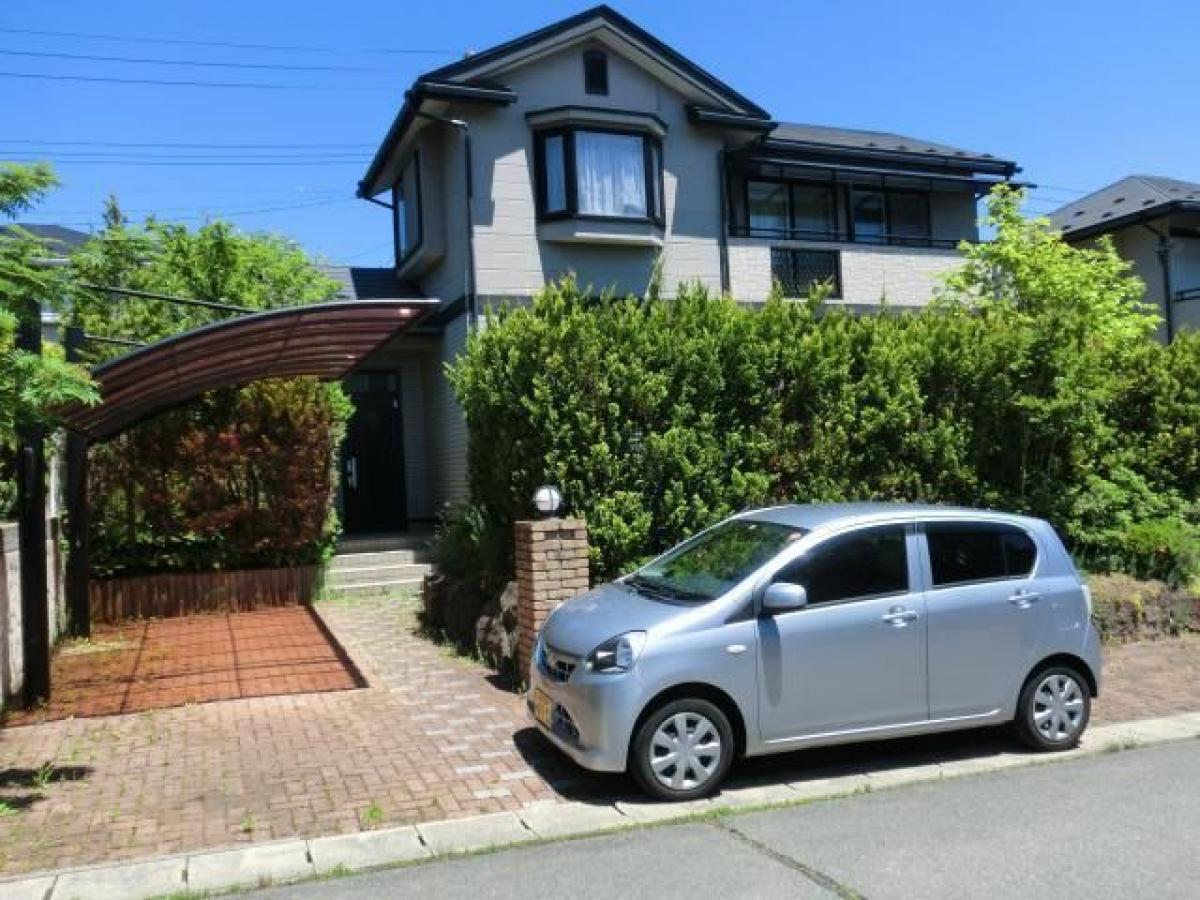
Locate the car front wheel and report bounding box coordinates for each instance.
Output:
[1015,665,1091,751]
[630,698,734,801]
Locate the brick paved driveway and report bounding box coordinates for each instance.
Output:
[3,608,362,726]
[0,591,1195,877]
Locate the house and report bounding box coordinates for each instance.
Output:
[3,223,91,344]
[344,4,1020,536]
[1049,175,1200,342]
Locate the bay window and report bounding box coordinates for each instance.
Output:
[535,127,664,224]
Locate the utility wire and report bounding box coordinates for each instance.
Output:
[0,47,391,72]
[0,70,393,90]
[2,139,374,149]
[2,156,366,167]
[7,151,368,160]
[0,25,455,55]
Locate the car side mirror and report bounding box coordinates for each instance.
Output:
[762,582,808,614]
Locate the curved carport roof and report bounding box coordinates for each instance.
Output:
[58,299,433,441]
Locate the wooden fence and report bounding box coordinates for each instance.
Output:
[89,565,322,623]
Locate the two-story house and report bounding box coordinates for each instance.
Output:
[1049,175,1200,343]
[339,5,1020,536]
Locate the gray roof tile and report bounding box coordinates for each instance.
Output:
[769,122,1006,168]
[1049,175,1200,237]
[319,266,425,302]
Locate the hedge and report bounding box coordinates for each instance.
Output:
[443,189,1200,588]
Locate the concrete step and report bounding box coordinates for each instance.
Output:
[337,533,433,554]
[326,563,432,587]
[323,578,425,598]
[329,549,429,569]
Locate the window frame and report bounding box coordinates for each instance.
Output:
[392,150,423,269]
[744,177,840,241]
[921,521,1040,590]
[534,126,665,226]
[847,184,933,246]
[769,247,843,299]
[768,523,913,610]
[582,49,609,96]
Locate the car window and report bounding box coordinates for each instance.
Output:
[926,522,1037,587]
[634,520,807,603]
[774,525,909,606]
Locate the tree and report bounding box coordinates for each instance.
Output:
[0,162,97,515]
[69,209,352,575]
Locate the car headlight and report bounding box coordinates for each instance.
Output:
[585,631,647,673]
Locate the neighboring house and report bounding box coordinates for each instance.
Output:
[2,223,91,343]
[343,5,1020,535]
[1049,175,1200,342]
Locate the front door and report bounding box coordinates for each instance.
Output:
[756,524,928,742]
[342,371,406,535]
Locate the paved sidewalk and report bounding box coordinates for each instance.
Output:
[5,712,1199,899]
[0,592,1195,879]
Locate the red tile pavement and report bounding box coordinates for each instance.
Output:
[0,592,1194,877]
[3,607,362,726]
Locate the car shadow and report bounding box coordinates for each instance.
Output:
[512,724,1029,805]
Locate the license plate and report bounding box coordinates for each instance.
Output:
[532,689,553,729]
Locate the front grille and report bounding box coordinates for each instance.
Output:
[540,643,579,683]
[551,703,580,744]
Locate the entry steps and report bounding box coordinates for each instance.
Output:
[326,534,434,597]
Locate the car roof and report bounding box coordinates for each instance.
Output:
[736,502,1041,532]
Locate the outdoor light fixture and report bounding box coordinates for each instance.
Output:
[533,484,563,518]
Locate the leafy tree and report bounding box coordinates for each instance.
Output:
[0,162,97,516]
[69,207,352,575]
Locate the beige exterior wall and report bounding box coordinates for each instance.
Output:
[429,312,471,509]
[728,238,964,306]
[1108,223,1200,340]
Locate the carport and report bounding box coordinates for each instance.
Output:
[15,297,432,705]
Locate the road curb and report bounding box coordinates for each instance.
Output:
[5,712,1197,899]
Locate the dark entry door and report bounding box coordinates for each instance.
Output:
[342,372,407,534]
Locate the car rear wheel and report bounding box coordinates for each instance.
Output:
[630,698,734,801]
[1015,665,1091,751]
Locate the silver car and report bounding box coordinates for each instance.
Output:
[528,503,1101,800]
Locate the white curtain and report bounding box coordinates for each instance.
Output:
[575,132,646,217]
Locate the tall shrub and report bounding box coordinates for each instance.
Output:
[447,188,1195,584]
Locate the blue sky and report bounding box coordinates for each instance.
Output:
[5,0,1197,266]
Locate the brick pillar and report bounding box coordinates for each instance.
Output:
[515,517,590,678]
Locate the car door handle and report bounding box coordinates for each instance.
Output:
[1009,591,1040,608]
[881,607,919,626]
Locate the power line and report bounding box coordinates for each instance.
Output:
[3,156,366,167]
[7,150,368,160]
[3,139,374,149]
[20,196,356,221]
[0,47,390,73]
[0,70,393,90]
[0,25,455,56]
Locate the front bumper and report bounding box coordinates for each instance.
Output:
[526,650,644,773]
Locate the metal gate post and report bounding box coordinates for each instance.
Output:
[63,326,91,639]
[15,297,50,706]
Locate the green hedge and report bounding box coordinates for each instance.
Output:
[444,188,1200,586]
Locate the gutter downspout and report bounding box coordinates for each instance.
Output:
[717,148,731,295]
[1145,222,1175,342]
[416,111,478,330]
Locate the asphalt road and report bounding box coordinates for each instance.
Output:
[253,740,1200,900]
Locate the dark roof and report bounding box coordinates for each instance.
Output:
[57,300,434,441]
[319,266,425,301]
[2,223,90,255]
[766,122,1017,175]
[360,5,769,197]
[1050,175,1200,240]
[420,5,768,119]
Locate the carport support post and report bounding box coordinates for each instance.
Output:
[64,326,91,638]
[15,297,50,706]
[515,517,590,679]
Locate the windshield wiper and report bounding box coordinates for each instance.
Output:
[627,575,707,604]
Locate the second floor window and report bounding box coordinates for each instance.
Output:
[851,188,930,245]
[537,127,664,224]
[746,180,837,240]
[393,152,422,263]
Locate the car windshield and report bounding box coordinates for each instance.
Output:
[629,519,806,603]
